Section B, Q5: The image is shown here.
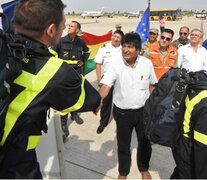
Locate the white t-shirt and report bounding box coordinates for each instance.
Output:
[94,42,122,74]
[178,44,207,72]
[101,55,158,109]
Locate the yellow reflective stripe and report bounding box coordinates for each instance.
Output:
[183,133,189,138]
[183,95,191,134]
[184,90,207,135]
[83,48,91,54]
[62,60,78,64]
[14,70,35,87]
[49,48,58,56]
[154,66,171,69]
[149,51,159,55]
[27,135,42,151]
[60,75,85,113]
[0,57,63,146]
[60,111,68,116]
[194,130,207,145]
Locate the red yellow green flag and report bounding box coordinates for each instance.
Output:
[82,30,112,75]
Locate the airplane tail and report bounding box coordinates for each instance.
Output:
[100,7,104,14]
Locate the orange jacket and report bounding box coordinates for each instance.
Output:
[149,41,177,80]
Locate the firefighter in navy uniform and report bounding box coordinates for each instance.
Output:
[51,21,90,139]
[171,71,207,179]
[0,0,100,179]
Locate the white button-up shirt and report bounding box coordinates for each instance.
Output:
[101,55,157,109]
[178,43,207,72]
[94,42,122,74]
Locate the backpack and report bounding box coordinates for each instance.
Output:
[186,70,207,144]
[144,68,189,147]
[0,13,26,140]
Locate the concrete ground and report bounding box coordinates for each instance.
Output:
[62,70,175,179]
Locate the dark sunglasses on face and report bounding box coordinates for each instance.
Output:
[161,35,171,41]
[180,32,188,36]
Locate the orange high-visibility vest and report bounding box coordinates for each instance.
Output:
[149,41,177,80]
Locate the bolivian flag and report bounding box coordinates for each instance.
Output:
[82,30,112,75]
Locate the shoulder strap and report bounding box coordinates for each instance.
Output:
[172,68,189,109]
[0,12,14,34]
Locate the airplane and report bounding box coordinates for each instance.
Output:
[127,10,140,18]
[81,7,104,19]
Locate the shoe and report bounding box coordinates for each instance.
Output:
[141,171,152,179]
[71,114,84,124]
[117,175,127,179]
[96,124,105,134]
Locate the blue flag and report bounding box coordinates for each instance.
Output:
[0,0,18,30]
[136,7,150,44]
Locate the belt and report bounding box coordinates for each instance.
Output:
[114,105,143,112]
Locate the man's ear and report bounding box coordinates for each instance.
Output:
[76,28,80,34]
[46,24,56,38]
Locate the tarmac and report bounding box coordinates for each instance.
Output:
[40,16,207,179]
[61,70,175,179]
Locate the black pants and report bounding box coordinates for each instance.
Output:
[113,105,152,176]
[171,136,197,179]
[0,138,42,179]
[100,86,113,127]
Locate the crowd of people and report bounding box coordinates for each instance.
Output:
[1,0,207,179]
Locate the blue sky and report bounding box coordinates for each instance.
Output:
[62,0,206,13]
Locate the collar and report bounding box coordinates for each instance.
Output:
[110,42,122,49]
[159,43,169,52]
[187,43,202,48]
[17,33,52,57]
[178,38,190,44]
[123,55,139,68]
[68,35,79,42]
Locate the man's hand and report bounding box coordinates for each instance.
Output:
[93,99,103,115]
[94,84,110,115]
[77,60,84,67]
[97,80,103,88]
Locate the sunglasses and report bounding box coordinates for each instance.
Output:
[161,35,171,41]
[179,32,188,36]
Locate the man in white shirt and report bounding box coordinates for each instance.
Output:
[95,30,124,134]
[178,28,207,72]
[96,32,157,179]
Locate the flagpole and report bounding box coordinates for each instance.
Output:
[148,0,150,18]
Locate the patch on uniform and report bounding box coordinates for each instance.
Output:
[178,44,183,48]
[63,51,69,57]
[154,59,157,63]
[106,51,111,54]
[170,51,177,56]
[171,60,175,65]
